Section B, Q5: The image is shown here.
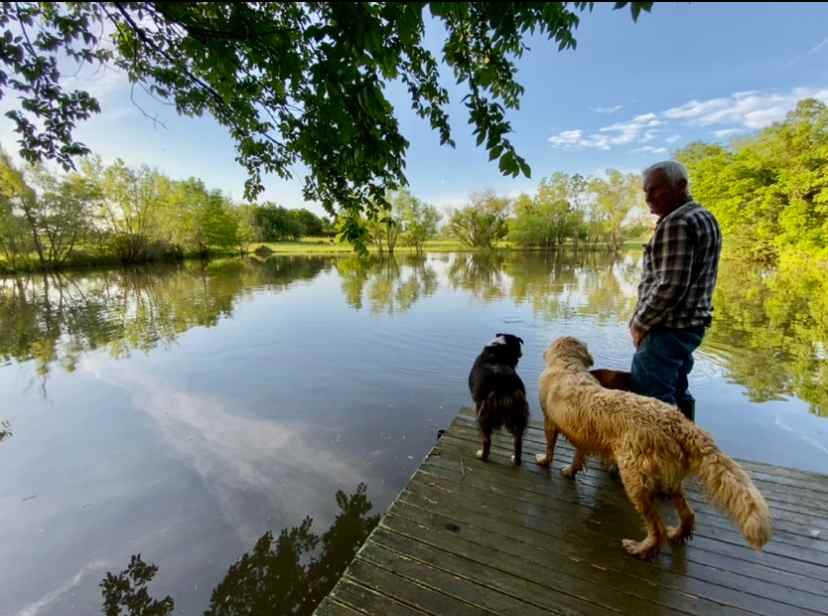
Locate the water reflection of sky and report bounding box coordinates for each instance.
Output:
[1,252,826,615]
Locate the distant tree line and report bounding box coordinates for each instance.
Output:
[444,170,650,251]
[0,153,332,270]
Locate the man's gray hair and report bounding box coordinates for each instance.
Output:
[642,160,689,187]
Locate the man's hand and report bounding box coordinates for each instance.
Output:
[630,325,648,349]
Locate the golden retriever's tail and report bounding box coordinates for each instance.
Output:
[689,432,772,550]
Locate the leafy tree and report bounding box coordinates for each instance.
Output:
[677,98,828,262]
[0,152,95,268]
[449,191,510,249]
[83,157,164,263]
[0,152,38,269]
[233,204,257,255]
[368,209,401,255]
[320,215,337,237]
[253,203,304,241]
[368,189,440,255]
[507,193,541,247]
[0,2,653,248]
[364,196,405,255]
[289,209,325,237]
[588,169,643,251]
[396,190,441,254]
[189,191,238,256]
[508,173,584,249]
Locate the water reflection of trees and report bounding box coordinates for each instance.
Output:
[335,255,438,315]
[100,484,379,616]
[447,252,508,301]
[0,257,333,382]
[1,251,825,417]
[444,251,828,417]
[448,251,636,321]
[707,257,828,416]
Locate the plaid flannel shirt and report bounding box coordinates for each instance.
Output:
[630,200,722,333]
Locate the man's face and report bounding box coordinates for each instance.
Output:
[643,169,686,218]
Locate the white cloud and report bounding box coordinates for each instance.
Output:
[589,105,623,114]
[663,87,828,129]
[61,64,127,103]
[547,129,586,146]
[640,129,659,143]
[630,145,668,155]
[548,86,828,152]
[663,97,728,121]
[547,112,662,150]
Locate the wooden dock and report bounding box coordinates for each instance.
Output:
[315,408,828,616]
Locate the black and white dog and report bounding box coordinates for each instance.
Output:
[468,333,529,465]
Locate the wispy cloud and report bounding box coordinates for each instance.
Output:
[783,35,828,68]
[661,89,825,129]
[83,360,373,546]
[589,105,623,114]
[18,560,110,616]
[61,65,126,102]
[809,36,828,55]
[631,145,668,155]
[548,113,662,150]
[548,87,828,152]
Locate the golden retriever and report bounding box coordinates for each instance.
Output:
[537,336,772,559]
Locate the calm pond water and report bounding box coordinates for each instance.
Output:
[1,251,826,615]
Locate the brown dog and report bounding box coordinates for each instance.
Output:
[590,368,632,392]
[537,336,772,559]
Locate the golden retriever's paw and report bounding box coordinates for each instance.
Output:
[511,454,521,466]
[534,453,551,467]
[622,538,660,560]
[475,449,488,461]
[667,525,694,545]
[560,464,578,479]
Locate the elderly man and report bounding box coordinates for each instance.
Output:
[628,160,722,421]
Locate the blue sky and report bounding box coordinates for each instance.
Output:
[2,2,828,215]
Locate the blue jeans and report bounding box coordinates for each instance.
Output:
[630,325,705,406]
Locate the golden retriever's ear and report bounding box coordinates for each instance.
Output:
[568,338,594,367]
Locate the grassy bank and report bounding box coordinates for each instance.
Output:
[253,237,647,255]
[0,247,242,276]
[252,238,485,255]
[0,238,647,275]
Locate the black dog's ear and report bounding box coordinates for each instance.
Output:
[496,332,524,345]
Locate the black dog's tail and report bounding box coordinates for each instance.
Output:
[479,385,529,434]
